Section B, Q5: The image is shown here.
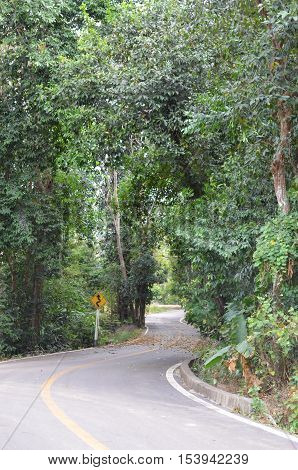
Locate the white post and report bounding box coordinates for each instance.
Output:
[94,309,100,346]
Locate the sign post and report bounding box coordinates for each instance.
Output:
[94,308,100,346]
[90,292,107,347]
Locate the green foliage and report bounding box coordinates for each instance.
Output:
[42,275,93,350]
[0,2,296,436]
[248,386,268,419]
[151,245,179,304]
[248,298,297,382]
[0,310,22,357]
[254,212,298,287]
[184,297,223,338]
[248,212,297,383]
[204,346,231,369]
[222,304,249,345]
[204,302,253,371]
[286,373,298,434]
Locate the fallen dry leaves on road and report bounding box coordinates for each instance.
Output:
[124,331,207,354]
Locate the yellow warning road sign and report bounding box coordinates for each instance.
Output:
[91,292,107,309]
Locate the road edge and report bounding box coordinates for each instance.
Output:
[180,359,252,414]
[166,362,298,447]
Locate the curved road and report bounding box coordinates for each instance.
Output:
[0,309,296,450]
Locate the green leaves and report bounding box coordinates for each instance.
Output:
[204,346,231,368]
[0,0,296,392]
[253,212,298,283]
[223,305,248,345]
[203,304,253,370]
[235,340,253,358]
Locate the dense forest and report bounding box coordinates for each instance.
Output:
[0,0,297,427]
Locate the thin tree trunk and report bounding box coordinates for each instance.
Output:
[112,170,128,282]
[138,299,146,328]
[129,302,136,322]
[272,101,291,215]
[256,0,291,215]
[214,295,226,317]
[117,292,124,322]
[134,299,140,325]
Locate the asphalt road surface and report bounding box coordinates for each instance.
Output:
[0,309,297,450]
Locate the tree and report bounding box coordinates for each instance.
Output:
[0,0,93,349]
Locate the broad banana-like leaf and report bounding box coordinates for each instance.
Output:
[224,306,247,345]
[235,340,253,358]
[234,313,247,344]
[204,345,231,368]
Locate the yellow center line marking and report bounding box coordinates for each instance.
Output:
[41,348,156,450]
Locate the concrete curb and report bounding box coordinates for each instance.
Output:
[179,359,252,415]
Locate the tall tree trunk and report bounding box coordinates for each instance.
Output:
[129,302,136,323]
[256,0,291,215]
[112,170,128,282]
[138,299,146,328]
[272,101,291,215]
[214,295,226,317]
